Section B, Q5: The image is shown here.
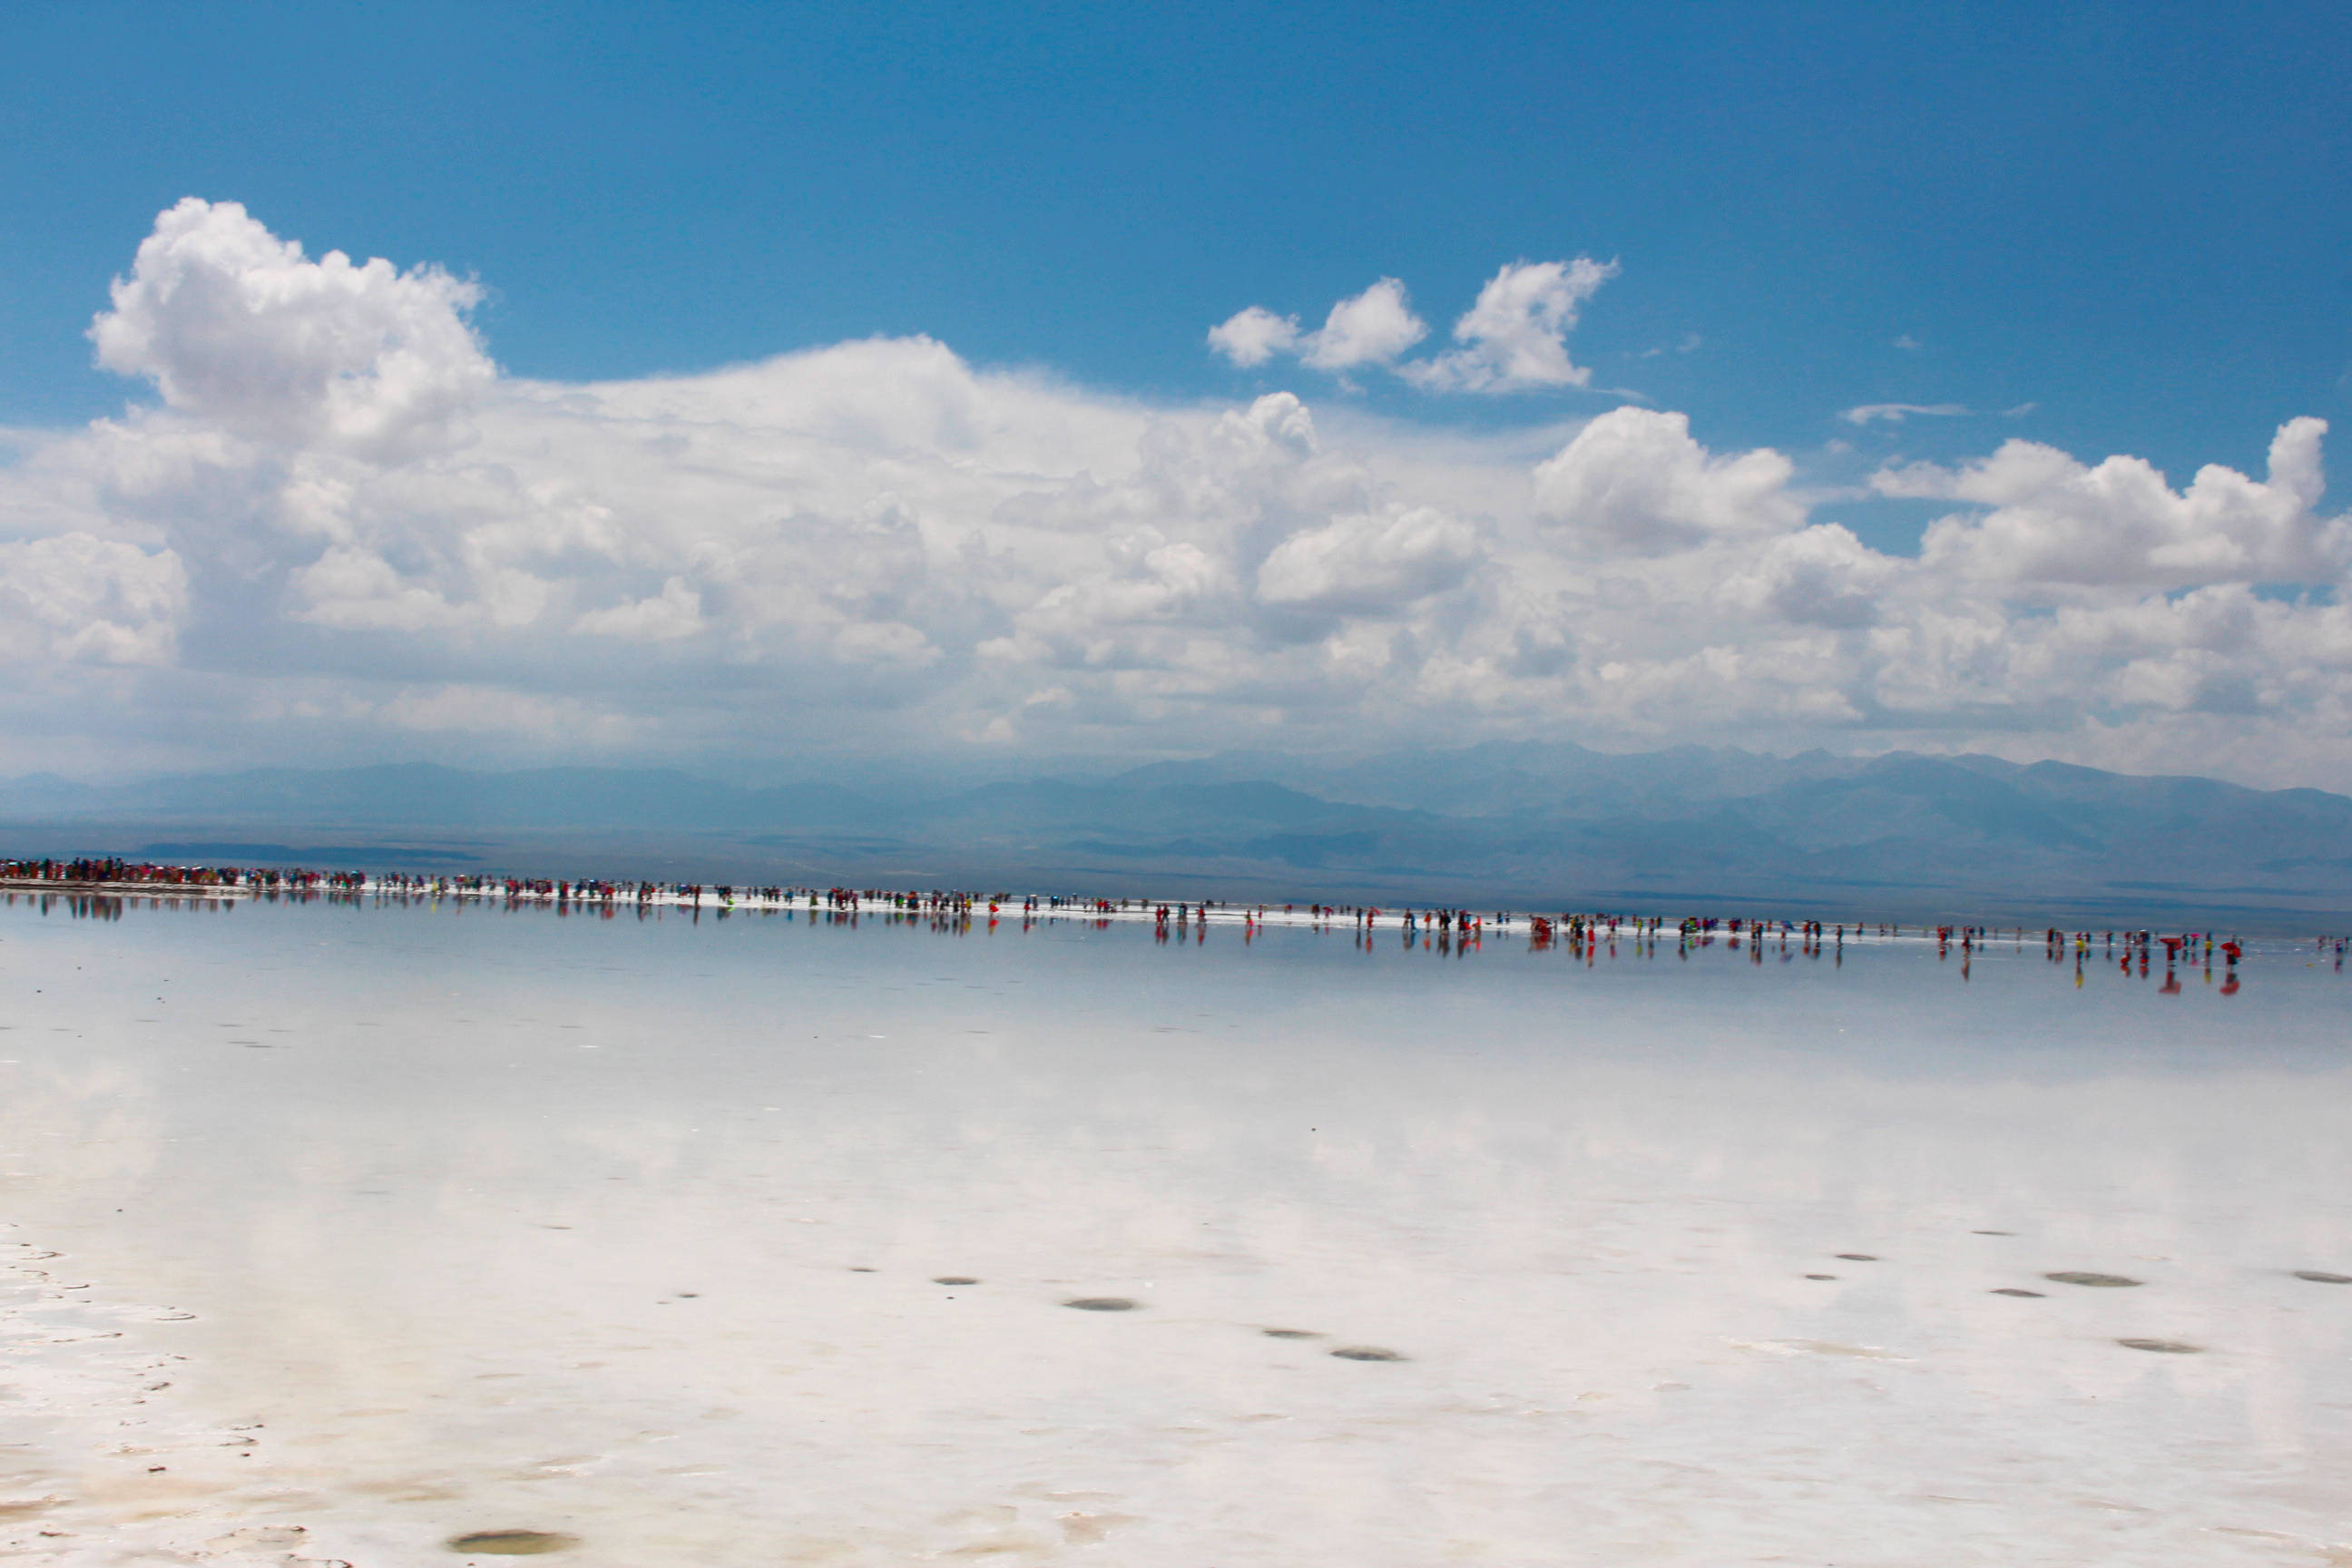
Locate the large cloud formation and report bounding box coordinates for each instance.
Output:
[2,199,2348,783]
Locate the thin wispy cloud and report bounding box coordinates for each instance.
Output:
[1840,402,1969,426]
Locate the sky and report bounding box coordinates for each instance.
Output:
[1,0,2349,788]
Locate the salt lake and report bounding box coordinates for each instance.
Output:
[1,895,2346,1565]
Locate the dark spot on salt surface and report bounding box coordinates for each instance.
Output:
[2046,1271,2141,1288]
[1330,1346,1406,1362]
[934,1277,979,1286]
[1063,1297,1138,1311]
[1973,1230,2016,1236]
[445,1529,579,1554]
[2117,1338,2201,1354]
[848,1268,876,1273]
[1835,1253,1877,1261]
[1992,1288,2045,1298]
[1805,1274,1837,1281]
[2294,1270,2352,1284]
[1262,1328,1321,1338]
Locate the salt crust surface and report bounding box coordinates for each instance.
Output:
[0,905,2347,1566]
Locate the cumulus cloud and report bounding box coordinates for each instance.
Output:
[1881,417,2348,593]
[573,576,704,642]
[3,201,2350,785]
[1212,262,1617,391]
[1206,306,1298,368]
[0,534,186,665]
[90,198,493,460]
[1532,408,1807,551]
[1403,259,1618,393]
[1715,524,1898,630]
[1209,279,1427,373]
[1298,279,1427,369]
[1257,506,1480,614]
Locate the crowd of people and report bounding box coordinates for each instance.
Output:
[1,856,249,888]
[0,857,2288,976]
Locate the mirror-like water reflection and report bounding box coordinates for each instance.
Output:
[0,897,2345,1566]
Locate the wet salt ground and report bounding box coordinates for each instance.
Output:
[0,904,2347,1566]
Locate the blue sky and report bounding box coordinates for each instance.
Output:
[0,2,2348,785]
[5,1,2346,479]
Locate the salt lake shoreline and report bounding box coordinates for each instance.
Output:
[0,866,2300,959]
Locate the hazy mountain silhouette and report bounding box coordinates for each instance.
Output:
[2,747,2347,926]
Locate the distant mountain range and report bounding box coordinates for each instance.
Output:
[3,743,2347,927]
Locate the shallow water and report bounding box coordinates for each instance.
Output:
[0,900,2347,1565]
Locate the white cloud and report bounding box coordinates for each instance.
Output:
[1206,306,1299,368]
[1840,402,1967,425]
[573,576,704,642]
[1715,524,1898,629]
[1211,261,1619,391]
[3,201,2351,786]
[1210,280,1426,374]
[90,198,493,461]
[1224,390,1318,456]
[1257,506,1480,614]
[290,544,474,632]
[1881,417,2347,593]
[1298,279,1427,370]
[1532,408,1806,551]
[1403,259,1617,393]
[0,534,186,665]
